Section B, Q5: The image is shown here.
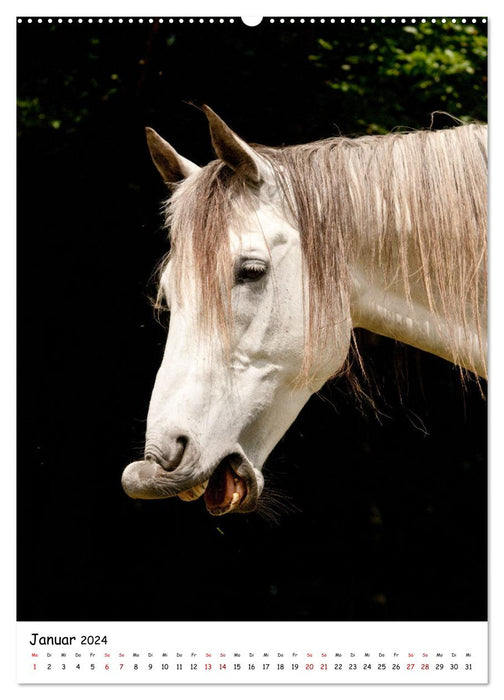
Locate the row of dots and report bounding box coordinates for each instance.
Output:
[266,18,486,24]
[18,17,486,25]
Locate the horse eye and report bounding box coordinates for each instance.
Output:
[237,261,267,283]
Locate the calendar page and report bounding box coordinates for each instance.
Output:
[16,6,489,688]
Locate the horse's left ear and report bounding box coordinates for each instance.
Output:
[145,127,201,184]
[202,105,265,185]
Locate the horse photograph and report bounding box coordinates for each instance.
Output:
[17,15,487,626]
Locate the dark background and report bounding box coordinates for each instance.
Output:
[17,17,487,622]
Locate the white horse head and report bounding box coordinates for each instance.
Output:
[121,106,352,514]
[122,107,487,515]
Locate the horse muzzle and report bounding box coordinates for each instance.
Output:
[121,450,264,515]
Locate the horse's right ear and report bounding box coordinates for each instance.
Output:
[202,105,266,185]
[145,127,201,183]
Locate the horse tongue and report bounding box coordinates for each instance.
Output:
[204,459,246,513]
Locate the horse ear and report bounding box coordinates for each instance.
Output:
[202,105,263,184]
[145,127,200,183]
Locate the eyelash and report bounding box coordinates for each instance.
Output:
[236,260,268,283]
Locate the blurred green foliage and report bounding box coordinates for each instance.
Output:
[17,29,124,136]
[309,22,487,133]
[17,20,487,141]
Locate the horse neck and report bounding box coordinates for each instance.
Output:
[349,259,487,379]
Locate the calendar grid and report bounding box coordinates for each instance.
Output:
[17,621,488,684]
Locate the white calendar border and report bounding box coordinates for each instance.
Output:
[4,0,504,697]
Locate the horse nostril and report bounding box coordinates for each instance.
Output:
[145,431,194,472]
[170,436,188,470]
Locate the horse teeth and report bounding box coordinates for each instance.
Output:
[178,480,209,501]
[231,492,240,505]
[194,480,209,495]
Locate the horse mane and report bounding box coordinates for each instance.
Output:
[158,122,487,382]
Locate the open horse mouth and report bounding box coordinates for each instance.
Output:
[178,456,249,515]
[121,452,263,515]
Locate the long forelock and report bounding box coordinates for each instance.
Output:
[158,160,262,350]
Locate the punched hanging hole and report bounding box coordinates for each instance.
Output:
[241,16,263,26]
